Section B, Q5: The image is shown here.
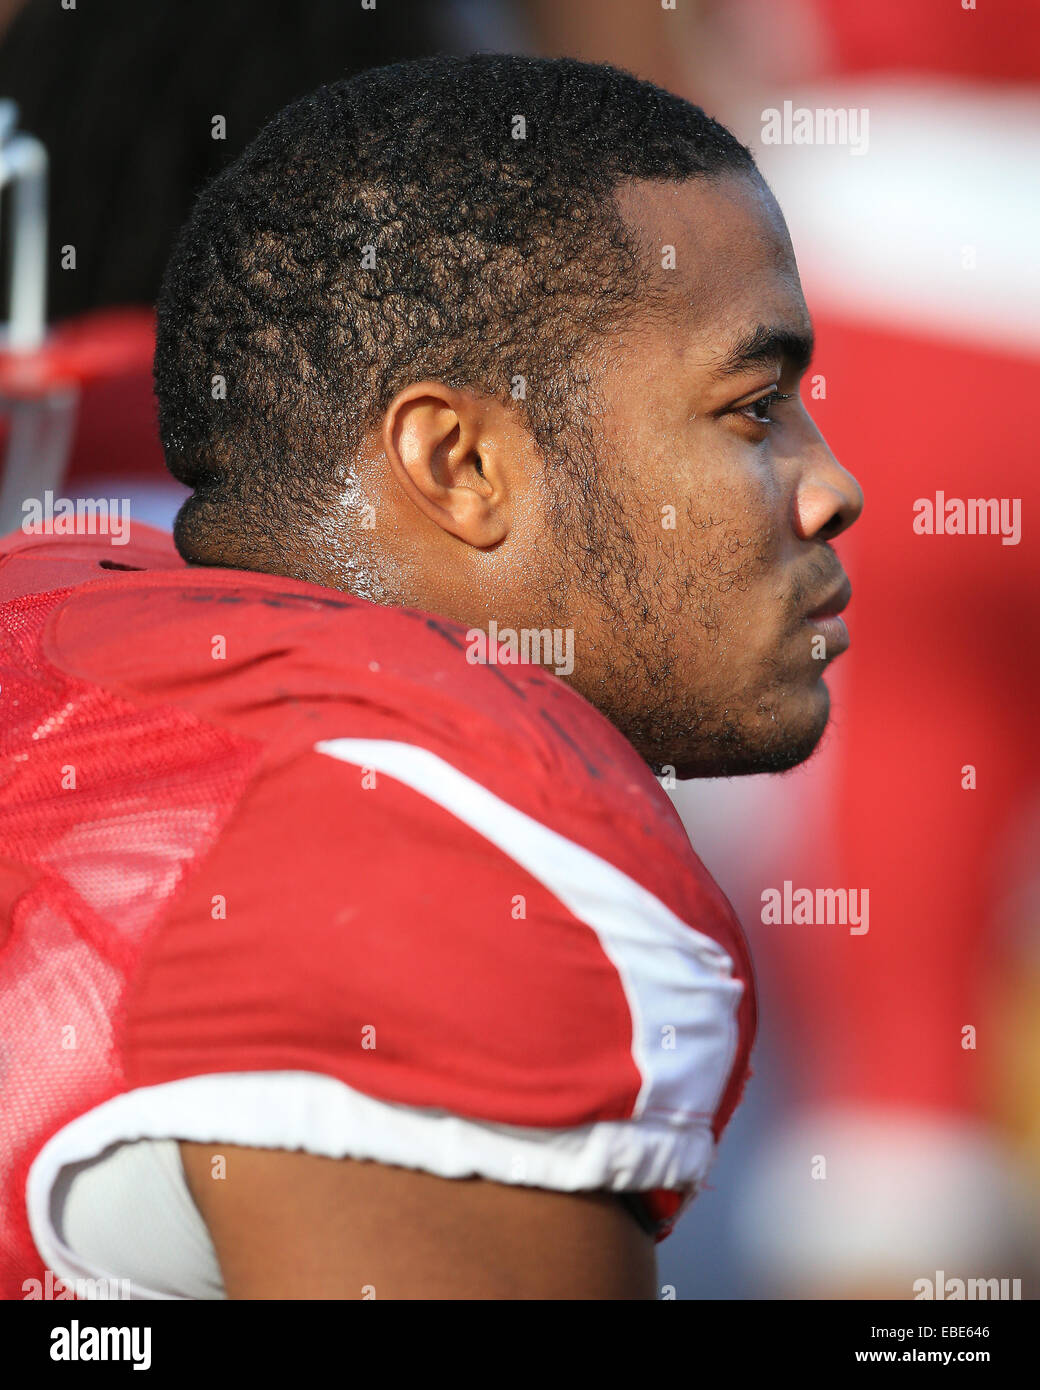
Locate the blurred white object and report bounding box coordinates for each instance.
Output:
[750,81,1040,356]
[0,101,78,539]
[734,1106,1034,1295]
[0,99,47,352]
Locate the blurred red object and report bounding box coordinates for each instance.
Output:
[0,307,164,482]
[815,0,1040,82]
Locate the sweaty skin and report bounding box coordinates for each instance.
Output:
[180,170,863,1299]
[303,171,863,778]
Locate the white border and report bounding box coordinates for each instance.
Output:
[29,1070,717,1299]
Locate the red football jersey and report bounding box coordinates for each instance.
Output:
[0,524,756,1297]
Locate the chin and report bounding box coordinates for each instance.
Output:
[664,684,832,780]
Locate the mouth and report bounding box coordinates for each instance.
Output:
[805,576,852,621]
[803,576,852,655]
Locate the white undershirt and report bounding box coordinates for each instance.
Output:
[52,1140,225,1301]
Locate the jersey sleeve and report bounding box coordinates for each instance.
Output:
[29,573,755,1242]
[110,734,748,1213]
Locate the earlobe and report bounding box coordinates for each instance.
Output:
[382,383,508,548]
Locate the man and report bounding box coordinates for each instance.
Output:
[0,55,861,1299]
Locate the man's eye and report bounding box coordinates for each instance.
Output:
[736,391,792,425]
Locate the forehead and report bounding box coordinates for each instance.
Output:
[613,173,811,357]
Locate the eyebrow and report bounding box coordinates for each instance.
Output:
[710,324,815,379]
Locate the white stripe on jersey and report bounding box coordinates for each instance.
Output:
[314,737,743,1125]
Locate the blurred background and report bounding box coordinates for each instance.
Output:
[1,0,1036,1299]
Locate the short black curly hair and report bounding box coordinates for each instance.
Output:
[154,53,755,567]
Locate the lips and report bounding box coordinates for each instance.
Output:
[802,574,852,658]
[805,575,852,621]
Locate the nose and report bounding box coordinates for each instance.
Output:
[793,434,864,543]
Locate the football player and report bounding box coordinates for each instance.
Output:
[0,55,861,1300]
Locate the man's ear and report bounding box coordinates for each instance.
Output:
[382,382,509,547]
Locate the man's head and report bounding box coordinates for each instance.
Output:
[155,54,862,779]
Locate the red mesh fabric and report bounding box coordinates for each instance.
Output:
[0,587,258,1297]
